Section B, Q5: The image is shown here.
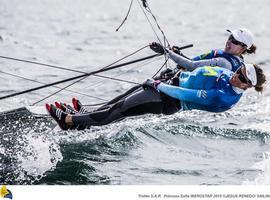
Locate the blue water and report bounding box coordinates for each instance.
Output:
[0,0,270,185]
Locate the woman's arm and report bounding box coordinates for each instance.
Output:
[167,50,232,71]
[157,82,221,105]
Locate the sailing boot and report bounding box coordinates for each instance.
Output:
[55,102,77,114]
[72,97,88,113]
[46,104,69,130]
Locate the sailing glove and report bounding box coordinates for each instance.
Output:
[171,46,182,55]
[160,68,175,79]
[149,42,166,54]
[142,79,161,90]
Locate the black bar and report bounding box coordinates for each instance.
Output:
[177,44,193,50]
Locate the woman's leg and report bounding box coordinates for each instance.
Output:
[71,88,164,127]
[96,85,142,110]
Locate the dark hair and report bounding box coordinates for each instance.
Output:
[243,44,257,55]
[254,64,266,92]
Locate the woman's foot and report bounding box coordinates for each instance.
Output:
[55,102,77,114]
[46,104,70,130]
[72,97,88,113]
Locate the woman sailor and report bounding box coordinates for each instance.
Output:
[155,28,256,76]
[46,63,266,130]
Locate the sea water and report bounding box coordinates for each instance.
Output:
[0,0,270,184]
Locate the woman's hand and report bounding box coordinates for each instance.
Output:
[149,42,165,54]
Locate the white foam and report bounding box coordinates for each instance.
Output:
[16,132,63,177]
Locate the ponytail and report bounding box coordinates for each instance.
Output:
[255,85,264,92]
[243,44,257,55]
[254,64,266,93]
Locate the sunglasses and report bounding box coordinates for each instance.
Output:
[236,67,252,85]
[228,35,247,47]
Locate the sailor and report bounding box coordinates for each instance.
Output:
[46,63,266,130]
[153,28,256,81]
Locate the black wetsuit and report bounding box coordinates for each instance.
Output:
[72,85,181,127]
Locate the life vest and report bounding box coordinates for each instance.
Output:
[192,49,243,72]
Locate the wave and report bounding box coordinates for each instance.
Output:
[1,109,270,184]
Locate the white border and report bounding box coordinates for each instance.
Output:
[7,185,270,200]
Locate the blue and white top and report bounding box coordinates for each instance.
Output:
[157,66,243,112]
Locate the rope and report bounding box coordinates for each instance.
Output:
[29,45,149,105]
[31,47,157,105]
[151,57,169,78]
[136,0,164,46]
[115,0,134,31]
[0,70,108,101]
[136,0,171,78]
[81,55,162,91]
[0,0,174,106]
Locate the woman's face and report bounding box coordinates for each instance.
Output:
[230,66,253,90]
[224,35,247,55]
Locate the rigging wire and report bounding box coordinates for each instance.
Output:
[151,56,169,78]
[0,45,149,73]
[115,0,134,31]
[78,56,163,107]
[93,74,138,85]
[98,45,149,70]
[32,57,159,106]
[0,45,150,102]
[141,0,170,46]
[0,55,84,74]
[0,53,161,102]
[31,75,90,106]
[136,0,164,46]
[0,0,175,106]
[136,0,170,75]
[0,70,108,101]
[80,56,163,107]
[81,55,163,91]
[30,45,149,105]
[32,54,164,106]
[0,56,140,86]
[30,53,160,105]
